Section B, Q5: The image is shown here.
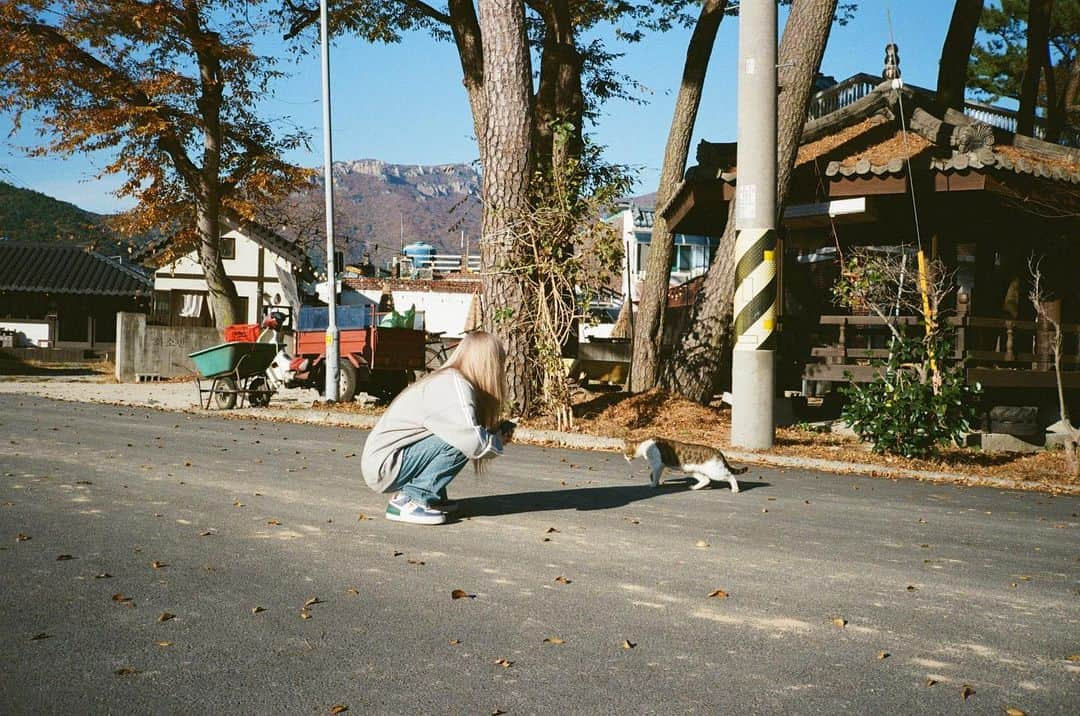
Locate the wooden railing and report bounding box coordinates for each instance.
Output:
[808,72,1043,138]
[803,314,1080,388]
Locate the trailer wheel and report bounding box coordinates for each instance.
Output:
[214,377,238,410]
[338,361,358,402]
[370,370,410,403]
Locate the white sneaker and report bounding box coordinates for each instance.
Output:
[385,495,446,525]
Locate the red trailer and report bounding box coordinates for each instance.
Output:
[267,305,426,402]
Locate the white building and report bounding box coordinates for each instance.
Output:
[149,217,310,327]
[607,201,720,302]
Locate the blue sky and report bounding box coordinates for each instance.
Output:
[2,0,966,215]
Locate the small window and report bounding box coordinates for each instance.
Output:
[219,236,236,260]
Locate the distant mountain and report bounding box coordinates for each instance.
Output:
[268,159,483,269]
[0,180,116,247]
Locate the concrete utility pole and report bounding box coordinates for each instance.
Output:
[731,0,777,449]
[320,0,340,402]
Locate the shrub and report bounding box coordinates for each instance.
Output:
[840,335,981,459]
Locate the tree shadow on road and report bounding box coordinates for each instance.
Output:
[454,479,769,518]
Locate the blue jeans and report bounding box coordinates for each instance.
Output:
[388,434,469,506]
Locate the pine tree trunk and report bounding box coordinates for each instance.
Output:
[1019,0,1053,137]
[936,0,984,112]
[630,0,728,393]
[477,0,537,415]
[662,0,837,403]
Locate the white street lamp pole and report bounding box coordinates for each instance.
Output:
[319,0,340,401]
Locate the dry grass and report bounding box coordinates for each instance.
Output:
[836,131,934,169]
[995,144,1080,173]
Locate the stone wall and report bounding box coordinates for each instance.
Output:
[115,312,222,381]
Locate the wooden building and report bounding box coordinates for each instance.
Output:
[661,63,1080,400]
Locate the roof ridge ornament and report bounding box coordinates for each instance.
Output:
[882,43,901,80]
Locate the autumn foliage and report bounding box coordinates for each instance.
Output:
[0,1,311,326]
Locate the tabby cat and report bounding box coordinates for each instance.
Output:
[623,437,746,492]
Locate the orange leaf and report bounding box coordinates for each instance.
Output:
[707,589,729,599]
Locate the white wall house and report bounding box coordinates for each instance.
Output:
[607,202,719,303]
[150,218,309,327]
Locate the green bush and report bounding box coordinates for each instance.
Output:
[840,335,981,459]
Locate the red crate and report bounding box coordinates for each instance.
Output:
[225,324,261,343]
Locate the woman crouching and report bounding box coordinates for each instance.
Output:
[360,331,514,525]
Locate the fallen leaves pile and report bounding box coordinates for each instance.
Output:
[517,388,1076,492]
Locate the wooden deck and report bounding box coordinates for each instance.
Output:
[802,314,1080,389]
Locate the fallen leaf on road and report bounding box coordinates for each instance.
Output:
[961,685,974,700]
[346,588,359,596]
[267,519,281,526]
[329,705,348,714]
[554,576,571,585]
[114,667,139,677]
[15,533,29,542]
[407,559,425,565]
[492,710,506,715]
[906,585,917,591]
[546,527,559,534]
[761,509,768,513]
[31,633,51,641]
[157,612,175,622]
[252,607,265,614]
[832,618,847,628]
[695,540,710,548]
[622,640,636,649]
[494,658,512,668]
[877,651,889,660]
[451,589,472,600]
[56,554,73,561]
[543,637,565,645]
[198,530,215,537]
[155,641,172,647]
[300,611,312,620]
[925,678,937,687]
[151,561,167,569]
[184,461,191,467]
[233,501,244,508]
[112,593,133,604]
[1005,708,1026,716]
[707,589,729,599]
[449,639,461,645]
[1068,654,1080,662]
[76,480,92,485]
[304,597,322,607]
[392,551,404,557]
[357,513,370,521]
[1017,575,1032,581]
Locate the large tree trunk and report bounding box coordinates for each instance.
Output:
[196,205,240,327]
[630,0,728,393]
[663,0,838,403]
[1019,0,1053,136]
[477,0,537,414]
[936,0,985,112]
[188,1,239,328]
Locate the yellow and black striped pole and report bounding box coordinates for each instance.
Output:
[731,0,777,449]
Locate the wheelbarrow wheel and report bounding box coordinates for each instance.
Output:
[213,377,238,409]
[247,376,271,407]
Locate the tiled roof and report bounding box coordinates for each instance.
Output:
[632,206,655,229]
[132,213,311,274]
[0,242,153,296]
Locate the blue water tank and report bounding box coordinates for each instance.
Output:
[403,241,436,268]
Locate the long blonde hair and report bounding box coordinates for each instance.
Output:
[436,330,506,430]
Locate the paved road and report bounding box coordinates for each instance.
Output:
[1,396,1077,714]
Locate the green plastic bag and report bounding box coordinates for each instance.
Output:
[378,304,417,328]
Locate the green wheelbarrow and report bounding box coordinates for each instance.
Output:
[188,341,278,409]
